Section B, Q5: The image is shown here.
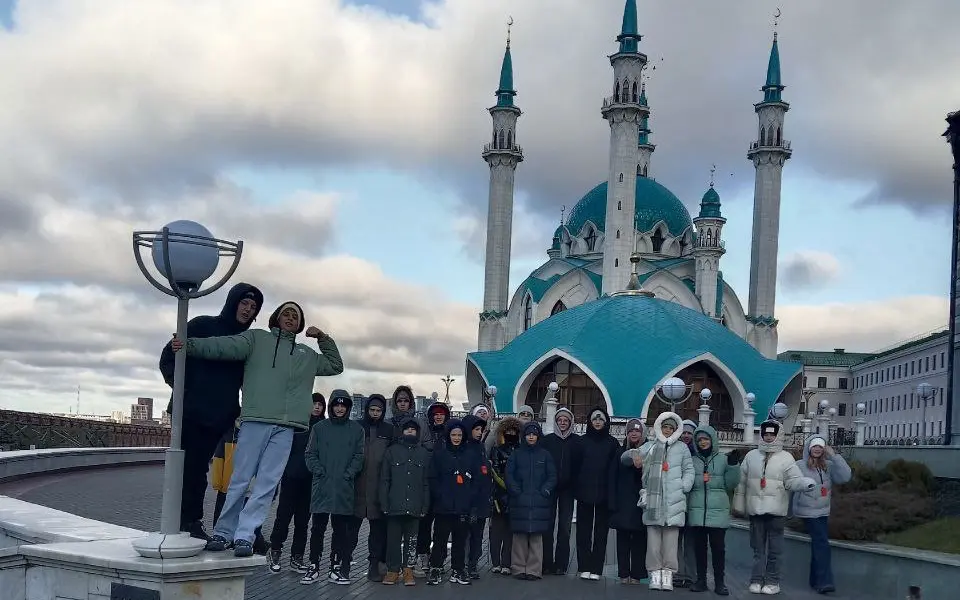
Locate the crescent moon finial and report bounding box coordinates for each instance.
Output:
[773,7,781,38]
[506,16,513,48]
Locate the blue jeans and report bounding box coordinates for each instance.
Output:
[804,517,833,590]
[213,421,294,543]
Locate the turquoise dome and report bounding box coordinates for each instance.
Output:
[468,294,800,423]
[698,186,722,219]
[565,178,692,237]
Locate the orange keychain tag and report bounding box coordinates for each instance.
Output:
[760,477,767,489]
[820,486,828,497]
[703,473,711,483]
[662,461,669,472]
[456,473,464,485]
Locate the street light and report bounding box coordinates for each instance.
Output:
[131,220,243,559]
[485,385,498,412]
[917,382,937,443]
[769,402,790,421]
[697,388,712,426]
[543,382,560,434]
[854,402,867,446]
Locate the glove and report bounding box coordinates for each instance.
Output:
[726,452,738,466]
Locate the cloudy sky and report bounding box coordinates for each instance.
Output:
[0,0,956,416]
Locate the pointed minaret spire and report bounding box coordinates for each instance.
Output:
[495,18,516,108]
[763,32,784,103]
[617,0,642,53]
[479,18,523,352]
[637,81,655,177]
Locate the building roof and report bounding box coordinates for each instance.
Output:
[777,349,872,368]
[518,259,601,303]
[697,185,722,219]
[469,294,800,421]
[565,178,692,238]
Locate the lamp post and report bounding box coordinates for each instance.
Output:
[441,375,455,404]
[131,220,242,559]
[485,385,498,414]
[854,402,867,446]
[917,382,937,444]
[697,388,713,426]
[827,407,838,445]
[743,392,756,444]
[943,110,960,446]
[816,399,831,436]
[542,382,560,434]
[803,411,815,435]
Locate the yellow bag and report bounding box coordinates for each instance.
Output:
[210,425,238,493]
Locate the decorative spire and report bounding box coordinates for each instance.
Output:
[762,9,784,103]
[495,17,516,108]
[614,230,655,297]
[698,166,722,219]
[709,164,716,187]
[616,0,642,54]
[559,204,566,226]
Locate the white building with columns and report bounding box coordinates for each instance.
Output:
[468,0,802,428]
[778,329,949,445]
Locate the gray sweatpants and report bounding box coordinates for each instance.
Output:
[748,515,785,585]
[645,525,680,572]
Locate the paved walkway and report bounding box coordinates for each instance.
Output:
[0,465,863,600]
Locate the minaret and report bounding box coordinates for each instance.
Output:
[478,24,523,352]
[637,83,655,177]
[601,0,648,295]
[693,167,726,320]
[746,31,792,358]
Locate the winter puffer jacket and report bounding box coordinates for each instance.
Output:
[506,422,557,533]
[733,420,817,517]
[686,425,740,529]
[540,407,580,492]
[379,419,431,517]
[572,406,620,505]
[624,411,695,527]
[791,436,852,519]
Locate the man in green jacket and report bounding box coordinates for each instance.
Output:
[171,300,344,557]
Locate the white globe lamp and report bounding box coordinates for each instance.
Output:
[818,399,830,410]
[548,382,559,393]
[660,377,687,401]
[151,220,220,290]
[770,402,789,420]
[699,388,713,403]
[745,392,756,407]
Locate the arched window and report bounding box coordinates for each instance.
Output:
[615,81,621,102]
[631,81,638,102]
[616,229,620,239]
[617,201,622,210]
[506,130,513,148]
[525,357,604,422]
[550,301,566,316]
[498,129,505,148]
[775,126,782,146]
[619,173,624,183]
[523,295,533,331]
[585,230,598,251]
[760,126,766,146]
[651,229,665,253]
[492,130,497,145]
[705,229,713,246]
[615,258,619,267]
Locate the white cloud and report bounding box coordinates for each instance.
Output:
[778,295,948,352]
[779,250,842,291]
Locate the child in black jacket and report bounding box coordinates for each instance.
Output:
[463,415,492,579]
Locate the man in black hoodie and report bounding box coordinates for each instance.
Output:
[268,393,326,574]
[541,406,580,575]
[414,401,451,574]
[158,282,263,540]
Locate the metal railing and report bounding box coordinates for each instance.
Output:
[0,409,170,451]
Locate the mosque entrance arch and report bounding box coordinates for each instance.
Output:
[645,362,736,429]
[524,356,605,423]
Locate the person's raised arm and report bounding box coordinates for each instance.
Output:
[158,317,210,387]
[172,330,257,361]
[304,327,345,376]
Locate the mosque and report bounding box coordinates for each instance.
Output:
[464,0,803,430]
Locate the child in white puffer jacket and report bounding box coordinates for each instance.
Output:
[732,419,816,596]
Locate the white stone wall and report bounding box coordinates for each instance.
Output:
[482,155,518,313]
[602,118,641,294]
[747,156,784,319]
[637,145,654,177]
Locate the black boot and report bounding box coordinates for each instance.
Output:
[367,559,383,582]
[691,579,708,592]
[714,577,729,596]
[185,520,211,541]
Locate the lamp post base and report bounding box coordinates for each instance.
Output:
[132,532,207,559]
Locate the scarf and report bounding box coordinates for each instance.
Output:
[642,440,668,523]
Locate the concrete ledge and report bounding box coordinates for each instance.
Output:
[728,518,960,597]
[0,496,144,547]
[0,447,165,483]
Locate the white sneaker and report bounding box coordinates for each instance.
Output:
[761,584,781,595]
[649,570,662,590]
[661,570,674,591]
[749,583,762,594]
[579,571,591,580]
[589,573,600,580]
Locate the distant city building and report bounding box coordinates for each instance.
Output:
[779,329,949,444]
[130,397,155,425]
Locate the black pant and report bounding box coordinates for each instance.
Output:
[180,419,224,527]
[488,514,512,568]
[351,516,387,564]
[466,518,486,568]
[308,512,330,566]
[430,515,468,571]
[331,514,358,575]
[615,528,648,579]
[544,488,575,572]
[416,512,435,555]
[575,502,610,575]
[386,516,419,572]
[269,476,311,557]
[691,526,726,584]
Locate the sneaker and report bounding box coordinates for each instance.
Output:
[382,571,399,585]
[233,539,253,558]
[761,584,781,595]
[467,565,480,580]
[490,566,502,574]
[413,554,428,578]
[579,572,591,580]
[268,550,282,573]
[426,568,441,586]
[749,582,763,594]
[451,570,471,585]
[402,567,416,586]
[715,582,730,596]
[589,573,601,580]
[330,569,350,585]
[300,565,322,585]
[204,535,230,552]
[290,555,308,573]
